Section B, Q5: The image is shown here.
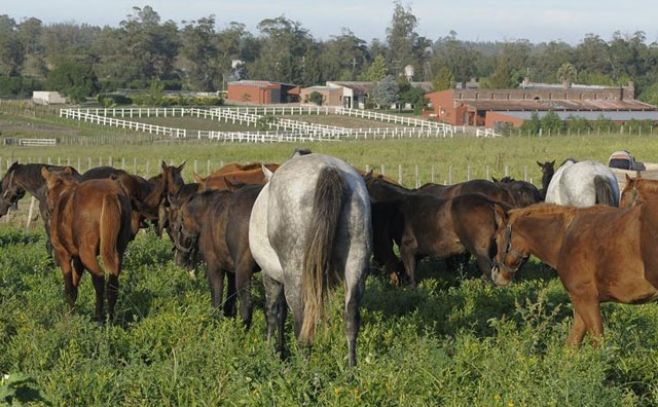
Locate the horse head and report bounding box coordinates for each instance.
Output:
[41,166,79,213]
[491,206,529,286]
[0,163,25,217]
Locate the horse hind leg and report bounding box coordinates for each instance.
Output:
[263,274,287,358]
[78,247,108,322]
[235,257,255,328]
[224,271,237,317]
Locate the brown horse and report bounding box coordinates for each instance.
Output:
[365,174,510,287]
[0,162,81,254]
[620,174,658,208]
[81,162,185,232]
[492,176,544,206]
[197,162,279,191]
[417,179,518,207]
[536,160,556,199]
[491,202,658,347]
[170,185,262,326]
[42,167,135,322]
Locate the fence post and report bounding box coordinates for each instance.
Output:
[415,165,419,188]
[524,166,528,181]
[398,164,402,185]
[448,166,453,184]
[467,165,471,181]
[486,165,490,180]
[207,160,210,176]
[25,196,36,230]
[505,165,509,177]
[431,165,435,183]
[380,164,385,176]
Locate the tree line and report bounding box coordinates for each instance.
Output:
[2,2,658,106]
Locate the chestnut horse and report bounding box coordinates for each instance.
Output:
[82,162,185,233]
[620,174,658,208]
[42,168,135,322]
[365,174,510,287]
[491,202,658,347]
[196,162,279,191]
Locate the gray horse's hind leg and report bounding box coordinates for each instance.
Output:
[345,280,363,367]
[264,275,287,357]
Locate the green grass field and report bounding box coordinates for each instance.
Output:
[3,105,658,405]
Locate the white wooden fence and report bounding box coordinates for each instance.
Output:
[475,128,501,138]
[334,107,456,134]
[60,109,187,138]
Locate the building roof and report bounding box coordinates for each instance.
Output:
[464,99,655,112]
[493,110,658,121]
[327,81,372,93]
[228,80,298,88]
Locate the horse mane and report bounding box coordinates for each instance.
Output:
[3,163,79,196]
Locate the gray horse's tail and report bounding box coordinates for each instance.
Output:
[300,166,345,344]
[594,175,616,206]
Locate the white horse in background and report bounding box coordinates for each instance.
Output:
[545,159,619,207]
[249,153,372,366]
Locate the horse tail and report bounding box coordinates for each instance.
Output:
[594,175,616,206]
[99,193,122,275]
[300,166,345,344]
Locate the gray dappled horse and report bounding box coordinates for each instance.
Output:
[249,153,372,367]
[545,159,619,207]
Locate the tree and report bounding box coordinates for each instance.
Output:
[179,16,219,91]
[386,1,418,75]
[557,62,577,84]
[0,15,24,76]
[360,55,388,81]
[308,91,324,105]
[120,6,180,81]
[540,111,564,134]
[46,60,99,102]
[371,75,399,107]
[432,67,454,91]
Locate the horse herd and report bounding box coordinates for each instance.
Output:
[0,151,653,366]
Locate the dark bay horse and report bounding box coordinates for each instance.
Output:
[365,174,510,287]
[492,202,658,347]
[0,162,81,253]
[492,176,544,206]
[42,167,134,322]
[417,179,518,207]
[171,185,263,326]
[537,160,555,199]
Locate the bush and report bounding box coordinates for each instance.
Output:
[308,91,324,106]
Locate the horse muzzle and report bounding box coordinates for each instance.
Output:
[491,263,515,287]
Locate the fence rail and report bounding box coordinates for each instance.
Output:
[60,109,187,138]
[334,107,456,134]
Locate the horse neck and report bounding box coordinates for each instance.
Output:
[13,165,48,200]
[366,179,412,203]
[513,213,567,268]
[541,170,553,198]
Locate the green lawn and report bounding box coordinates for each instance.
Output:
[3,111,658,404]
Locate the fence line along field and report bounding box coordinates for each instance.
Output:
[3,105,658,405]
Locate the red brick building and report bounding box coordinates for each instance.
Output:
[226,80,300,104]
[425,81,657,128]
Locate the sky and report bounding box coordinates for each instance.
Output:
[3,0,658,44]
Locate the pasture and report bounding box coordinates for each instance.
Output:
[3,117,658,404]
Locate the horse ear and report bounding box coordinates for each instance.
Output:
[536,161,542,167]
[177,161,186,172]
[625,173,633,183]
[493,204,508,228]
[161,161,168,171]
[41,167,51,180]
[550,160,555,166]
[492,177,498,182]
[193,172,205,184]
[63,166,73,175]
[261,164,273,181]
